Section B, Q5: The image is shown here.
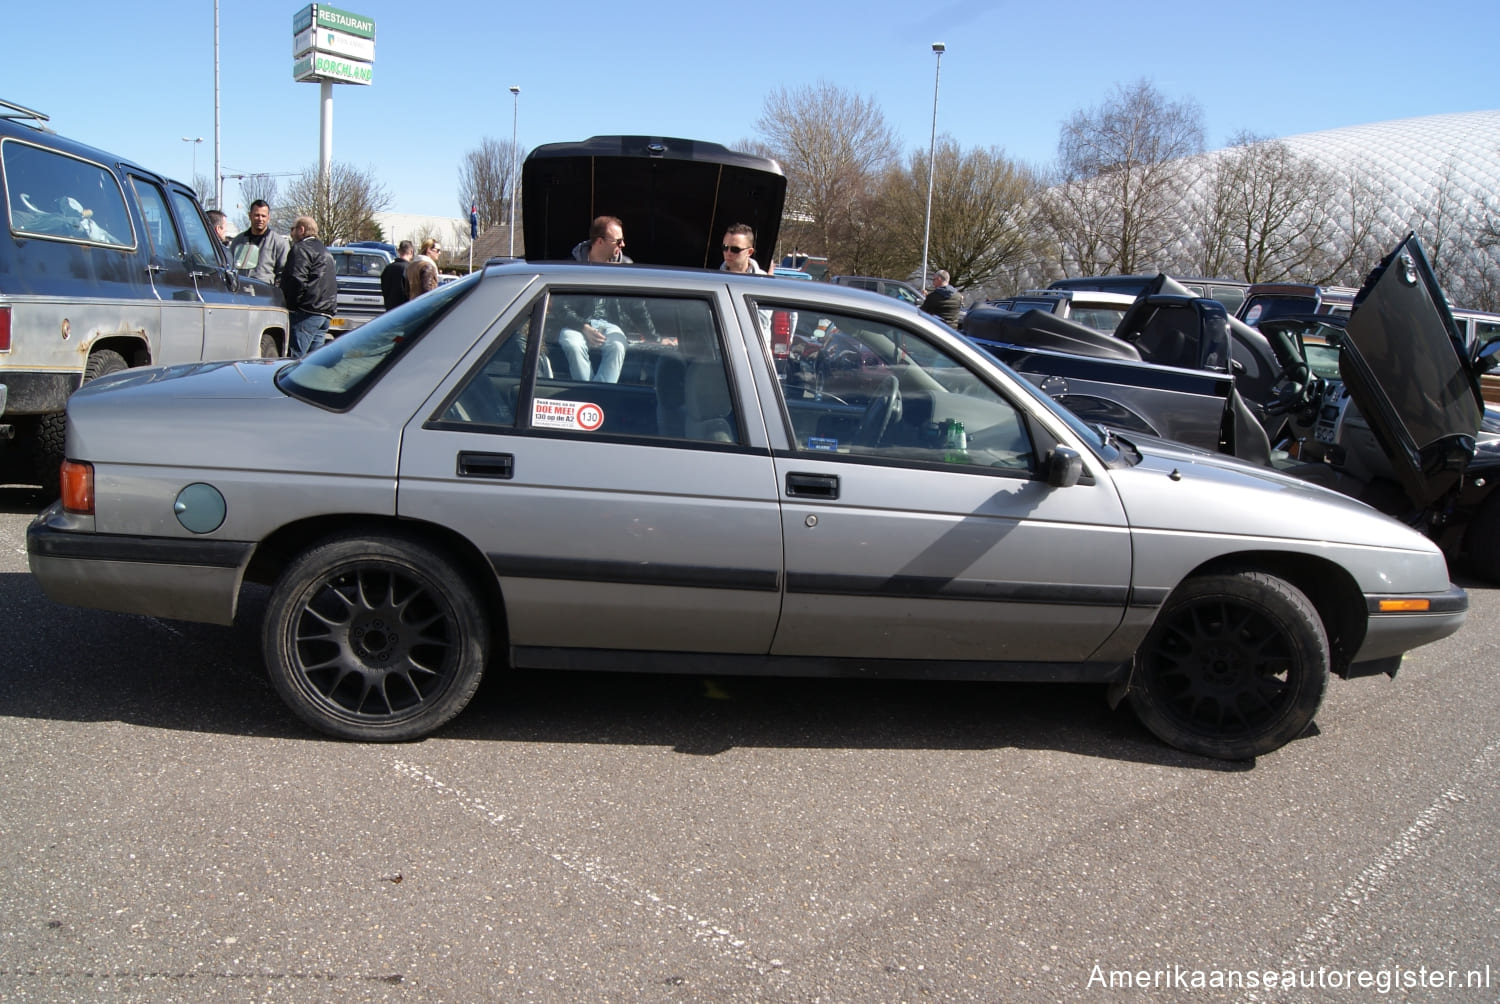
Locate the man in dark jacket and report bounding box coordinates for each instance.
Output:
[281,216,338,357]
[922,269,963,326]
[382,240,414,310]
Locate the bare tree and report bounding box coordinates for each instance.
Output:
[755,81,898,271]
[865,140,1042,290]
[191,173,217,209]
[1193,133,1349,282]
[238,174,280,214]
[1307,166,1384,287]
[457,137,525,230]
[1056,80,1204,274]
[1034,174,1120,278]
[281,163,392,245]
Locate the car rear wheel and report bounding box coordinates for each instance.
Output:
[263,533,489,741]
[1129,571,1328,760]
[33,348,129,496]
[259,333,280,358]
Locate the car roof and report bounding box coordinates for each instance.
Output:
[481,261,928,312]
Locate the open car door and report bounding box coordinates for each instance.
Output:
[1340,233,1483,508]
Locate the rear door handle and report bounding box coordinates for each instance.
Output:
[786,472,839,499]
[457,451,514,480]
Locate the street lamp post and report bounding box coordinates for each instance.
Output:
[920,42,945,292]
[181,136,204,189]
[509,86,521,258]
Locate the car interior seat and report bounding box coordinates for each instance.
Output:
[655,354,687,439]
[683,362,737,443]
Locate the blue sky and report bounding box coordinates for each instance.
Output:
[5,0,1497,226]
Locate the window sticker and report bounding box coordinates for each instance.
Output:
[532,397,605,432]
[807,436,840,452]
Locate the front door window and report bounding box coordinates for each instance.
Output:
[760,302,1035,473]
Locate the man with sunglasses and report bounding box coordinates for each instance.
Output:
[554,216,655,381]
[719,224,766,274]
[570,215,633,264]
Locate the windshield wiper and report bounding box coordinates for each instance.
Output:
[1095,424,1142,463]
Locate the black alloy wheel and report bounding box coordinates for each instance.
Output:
[1129,571,1329,760]
[264,533,489,741]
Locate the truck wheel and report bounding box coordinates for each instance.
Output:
[32,349,129,496]
[1129,571,1329,760]
[260,333,280,358]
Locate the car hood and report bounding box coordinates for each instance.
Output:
[1341,234,1483,507]
[521,135,787,272]
[1109,432,1439,551]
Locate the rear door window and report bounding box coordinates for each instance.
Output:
[438,291,742,446]
[168,188,223,268]
[130,178,184,259]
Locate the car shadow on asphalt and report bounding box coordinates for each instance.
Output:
[0,571,1257,771]
[0,484,48,515]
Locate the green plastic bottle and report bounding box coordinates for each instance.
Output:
[943,419,968,464]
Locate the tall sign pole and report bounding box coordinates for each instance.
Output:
[509,86,521,258]
[293,4,375,233]
[214,0,222,209]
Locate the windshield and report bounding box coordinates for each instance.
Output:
[1069,305,1130,332]
[277,272,479,409]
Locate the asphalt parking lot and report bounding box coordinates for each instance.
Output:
[2,487,1498,1002]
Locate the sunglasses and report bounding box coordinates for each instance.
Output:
[722,245,750,254]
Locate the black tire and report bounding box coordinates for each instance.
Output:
[1462,491,1500,585]
[32,349,129,496]
[263,534,490,741]
[259,333,280,358]
[1129,571,1328,760]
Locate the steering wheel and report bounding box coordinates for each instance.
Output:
[855,375,902,447]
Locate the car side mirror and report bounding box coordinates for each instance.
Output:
[1475,337,1500,374]
[1047,447,1083,488]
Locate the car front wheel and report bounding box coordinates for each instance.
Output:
[1129,571,1329,760]
[263,533,489,741]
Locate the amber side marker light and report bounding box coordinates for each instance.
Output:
[60,461,95,515]
[1378,599,1431,612]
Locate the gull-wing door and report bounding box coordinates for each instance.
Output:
[1340,233,1483,507]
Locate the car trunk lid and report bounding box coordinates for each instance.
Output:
[521,136,786,272]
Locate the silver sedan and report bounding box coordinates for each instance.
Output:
[27,263,1466,759]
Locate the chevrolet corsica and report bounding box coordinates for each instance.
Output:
[27,263,1467,759]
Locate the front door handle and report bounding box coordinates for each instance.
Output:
[457,451,514,479]
[786,471,839,499]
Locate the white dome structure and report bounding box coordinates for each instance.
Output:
[1276,110,1500,246]
[1022,111,1500,309]
[1187,111,1500,305]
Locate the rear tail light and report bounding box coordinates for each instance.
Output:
[0,306,11,352]
[771,310,792,359]
[60,460,95,515]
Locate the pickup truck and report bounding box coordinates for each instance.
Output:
[327,246,393,335]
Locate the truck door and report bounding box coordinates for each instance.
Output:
[128,176,204,362]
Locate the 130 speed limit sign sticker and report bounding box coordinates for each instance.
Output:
[532,397,606,432]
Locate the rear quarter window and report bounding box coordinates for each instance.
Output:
[2,138,134,249]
